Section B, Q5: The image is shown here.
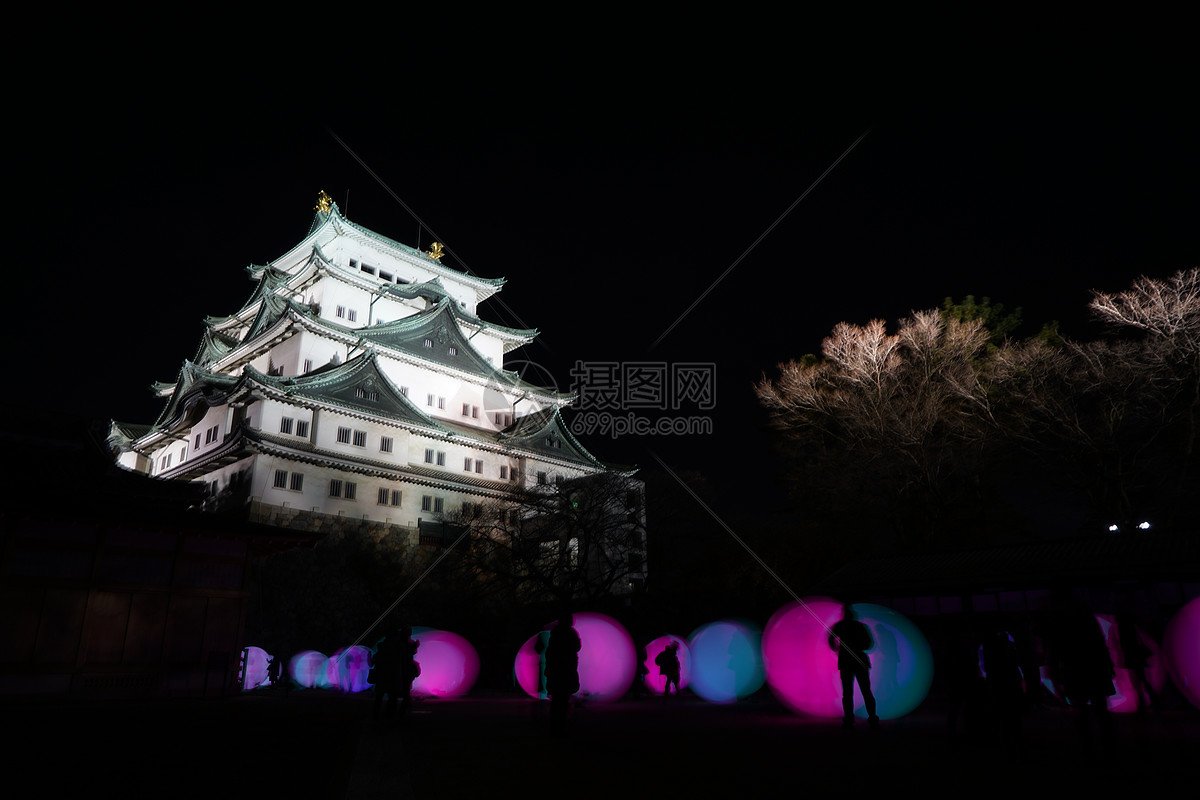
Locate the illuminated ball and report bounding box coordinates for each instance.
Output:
[687,620,764,704]
[241,646,273,691]
[643,634,692,694]
[514,612,636,702]
[762,597,844,717]
[289,650,329,688]
[1163,597,1200,711]
[761,599,933,719]
[1094,614,1167,713]
[326,645,373,693]
[409,628,480,698]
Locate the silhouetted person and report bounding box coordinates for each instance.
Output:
[983,628,1025,751]
[942,625,983,742]
[828,603,879,730]
[400,626,421,717]
[372,633,402,722]
[1048,597,1116,757]
[655,641,682,698]
[545,614,581,735]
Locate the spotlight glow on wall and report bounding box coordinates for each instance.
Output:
[514,612,636,702]
[687,619,764,704]
[409,628,480,698]
[761,598,933,719]
[643,634,692,695]
[1163,596,1200,711]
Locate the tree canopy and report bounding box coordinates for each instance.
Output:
[756,269,1200,553]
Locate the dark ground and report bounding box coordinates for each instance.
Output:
[9,687,1197,797]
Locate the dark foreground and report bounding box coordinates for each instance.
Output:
[9,688,1198,797]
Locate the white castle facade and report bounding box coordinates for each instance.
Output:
[108,192,644,588]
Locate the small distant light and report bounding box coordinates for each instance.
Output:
[1138,521,1151,530]
[1108,524,1120,532]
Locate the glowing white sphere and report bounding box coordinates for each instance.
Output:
[240,646,273,691]
[289,650,330,688]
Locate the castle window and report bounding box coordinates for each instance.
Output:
[391,489,401,506]
[378,487,400,506]
[438,397,446,410]
[434,497,444,513]
[337,427,352,444]
[289,473,304,491]
[400,386,409,397]
[500,465,508,479]
[274,470,288,488]
[427,394,435,407]
[475,460,483,474]
[538,471,547,485]
[296,420,310,438]
[425,448,435,463]
[464,457,473,471]
[448,346,458,356]
[280,417,294,435]
[472,406,479,419]
[463,403,471,416]
[421,495,432,511]
[345,482,357,500]
[348,309,358,322]
[195,433,202,450]
[336,306,346,319]
[436,451,446,466]
[330,479,343,497]
[379,270,393,281]
[424,338,433,348]
[303,358,313,373]
[356,387,378,401]
[380,436,393,453]
[353,430,367,447]
[378,487,389,505]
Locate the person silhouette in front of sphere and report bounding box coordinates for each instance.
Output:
[655,641,682,698]
[829,603,879,730]
[545,613,581,736]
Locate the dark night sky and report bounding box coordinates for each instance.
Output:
[12,36,1199,515]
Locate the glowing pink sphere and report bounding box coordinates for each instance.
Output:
[643,635,692,694]
[289,650,330,688]
[1163,597,1200,711]
[409,628,480,698]
[687,619,764,704]
[761,598,933,719]
[240,646,273,691]
[514,612,637,702]
[1095,614,1167,713]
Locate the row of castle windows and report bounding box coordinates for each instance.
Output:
[270,470,445,515]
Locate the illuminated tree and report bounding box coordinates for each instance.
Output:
[441,472,647,608]
[755,310,1001,547]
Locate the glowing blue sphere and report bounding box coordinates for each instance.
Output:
[687,620,764,704]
